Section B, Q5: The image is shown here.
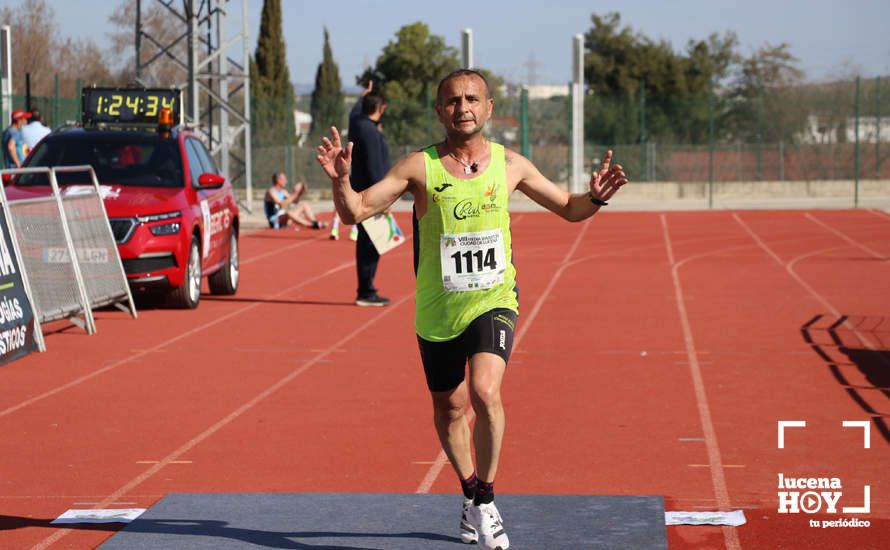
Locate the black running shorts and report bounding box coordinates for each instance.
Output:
[417,308,518,392]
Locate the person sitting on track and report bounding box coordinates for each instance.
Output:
[315,68,627,550]
[264,171,327,230]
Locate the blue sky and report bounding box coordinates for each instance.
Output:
[9,0,890,87]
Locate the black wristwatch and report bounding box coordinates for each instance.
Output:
[588,192,608,206]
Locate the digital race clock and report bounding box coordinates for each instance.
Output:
[81,87,183,126]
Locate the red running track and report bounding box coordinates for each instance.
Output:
[0,209,888,549]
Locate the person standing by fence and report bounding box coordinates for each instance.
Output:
[347,81,391,307]
[22,108,51,150]
[3,109,31,168]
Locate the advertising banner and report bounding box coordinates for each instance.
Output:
[0,206,37,365]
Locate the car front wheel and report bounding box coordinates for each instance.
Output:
[169,236,202,309]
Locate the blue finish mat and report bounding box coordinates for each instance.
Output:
[100,492,666,549]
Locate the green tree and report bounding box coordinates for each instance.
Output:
[676,32,739,143]
[724,43,806,144]
[310,28,344,137]
[359,22,460,147]
[249,0,295,145]
[0,0,113,100]
[582,11,738,145]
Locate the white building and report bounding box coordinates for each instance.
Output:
[799,114,890,144]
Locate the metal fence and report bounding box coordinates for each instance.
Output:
[6,75,888,205]
[501,76,889,186]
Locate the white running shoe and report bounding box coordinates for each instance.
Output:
[469,501,509,549]
[460,498,478,544]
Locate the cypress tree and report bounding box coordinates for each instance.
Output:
[310,28,344,136]
[250,0,295,144]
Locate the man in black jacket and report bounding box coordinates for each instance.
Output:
[347,87,391,306]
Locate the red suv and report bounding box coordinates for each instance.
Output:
[6,127,240,309]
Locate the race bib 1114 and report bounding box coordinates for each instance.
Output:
[440,229,506,292]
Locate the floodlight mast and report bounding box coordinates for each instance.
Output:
[135,0,254,212]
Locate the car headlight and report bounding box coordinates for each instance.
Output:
[139,211,181,236]
[149,222,181,236]
[138,210,181,223]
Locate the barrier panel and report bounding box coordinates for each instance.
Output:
[0,184,44,364]
[0,166,136,337]
[54,166,136,318]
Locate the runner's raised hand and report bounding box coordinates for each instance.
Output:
[589,150,628,202]
[316,126,353,181]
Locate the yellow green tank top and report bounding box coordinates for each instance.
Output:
[414,142,518,341]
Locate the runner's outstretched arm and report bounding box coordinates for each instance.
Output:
[316,126,419,224]
[514,149,628,222]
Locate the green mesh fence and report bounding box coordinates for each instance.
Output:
[8,76,888,203]
[578,77,890,184]
[8,94,81,129]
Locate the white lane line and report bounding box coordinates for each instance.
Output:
[867,208,890,222]
[660,214,741,550]
[0,260,353,420]
[734,213,890,363]
[3,235,415,420]
[804,213,887,260]
[240,235,325,265]
[415,216,592,494]
[734,213,851,316]
[31,293,413,550]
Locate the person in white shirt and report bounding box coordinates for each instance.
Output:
[21,108,50,149]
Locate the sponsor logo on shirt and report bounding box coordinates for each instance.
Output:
[432,182,457,204]
[453,199,501,220]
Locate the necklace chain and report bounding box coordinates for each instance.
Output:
[449,153,476,174]
[448,142,486,175]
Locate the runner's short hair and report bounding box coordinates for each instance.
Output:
[436,69,491,104]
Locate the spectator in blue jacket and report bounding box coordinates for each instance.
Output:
[347,83,391,307]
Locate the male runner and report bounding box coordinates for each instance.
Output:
[316,69,627,550]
